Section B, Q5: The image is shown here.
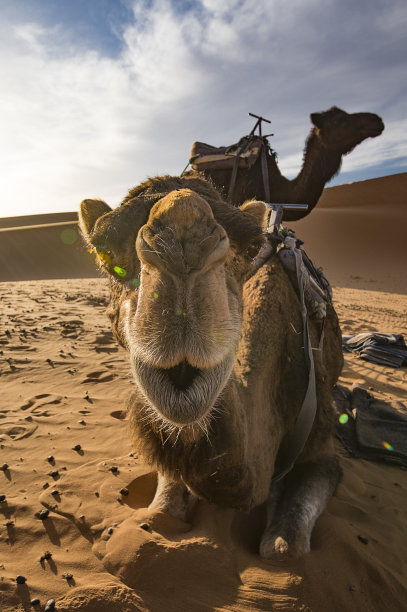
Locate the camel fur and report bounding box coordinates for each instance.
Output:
[79,173,343,558]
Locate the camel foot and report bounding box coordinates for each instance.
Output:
[149,471,198,522]
[260,456,341,559]
[259,524,310,560]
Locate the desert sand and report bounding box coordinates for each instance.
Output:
[0,173,406,611]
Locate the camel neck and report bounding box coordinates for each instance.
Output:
[291,130,343,205]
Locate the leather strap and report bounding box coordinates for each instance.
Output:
[260,143,271,202]
[228,152,242,201]
[228,136,270,202]
[271,247,318,483]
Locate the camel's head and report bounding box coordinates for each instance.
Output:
[310,106,384,153]
[79,178,265,432]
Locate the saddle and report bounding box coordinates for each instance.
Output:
[253,227,332,321]
[190,135,264,172]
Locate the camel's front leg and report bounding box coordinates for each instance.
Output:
[149,471,198,522]
[260,455,341,559]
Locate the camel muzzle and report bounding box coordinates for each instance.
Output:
[132,353,234,427]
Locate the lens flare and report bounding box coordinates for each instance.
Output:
[114,266,127,277]
[98,252,111,266]
[60,228,78,245]
[382,441,393,451]
[339,413,349,424]
[153,292,159,299]
[132,278,140,287]
[176,307,187,316]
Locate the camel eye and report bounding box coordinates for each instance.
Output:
[93,247,126,279]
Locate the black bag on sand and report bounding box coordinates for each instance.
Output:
[333,384,407,467]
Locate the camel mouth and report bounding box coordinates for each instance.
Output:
[361,119,384,138]
[164,360,201,391]
[363,126,384,138]
[131,354,234,426]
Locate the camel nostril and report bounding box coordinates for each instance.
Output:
[137,223,228,276]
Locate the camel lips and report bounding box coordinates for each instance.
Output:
[132,353,234,426]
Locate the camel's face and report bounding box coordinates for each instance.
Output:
[80,188,255,430]
[310,106,384,153]
[130,189,241,427]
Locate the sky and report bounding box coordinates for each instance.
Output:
[0,0,406,218]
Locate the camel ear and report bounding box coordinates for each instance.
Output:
[79,199,112,237]
[310,112,324,129]
[240,200,267,228]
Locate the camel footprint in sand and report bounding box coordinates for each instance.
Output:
[81,370,116,383]
[0,421,38,441]
[0,394,64,441]
[20,393,63,417]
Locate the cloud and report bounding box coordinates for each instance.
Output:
[0,0,405,216]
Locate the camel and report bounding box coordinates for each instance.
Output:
[79,173,343,558]
[190,106,384,220]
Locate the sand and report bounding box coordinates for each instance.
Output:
[290,172,407,295]
[0,173,406,611]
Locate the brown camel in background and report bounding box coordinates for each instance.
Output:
[190,106,384,220]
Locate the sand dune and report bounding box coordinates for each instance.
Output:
[1,172,406,292]
[0,220,97,282]
[0,173,406,611]
[291,173,407,294]
[0,213,78,230]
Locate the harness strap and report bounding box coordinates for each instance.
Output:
[260,142,271,202]
[228,152,242,201]
[227,137,255,201]
[271,247,318,483]
[228,136,270,202]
